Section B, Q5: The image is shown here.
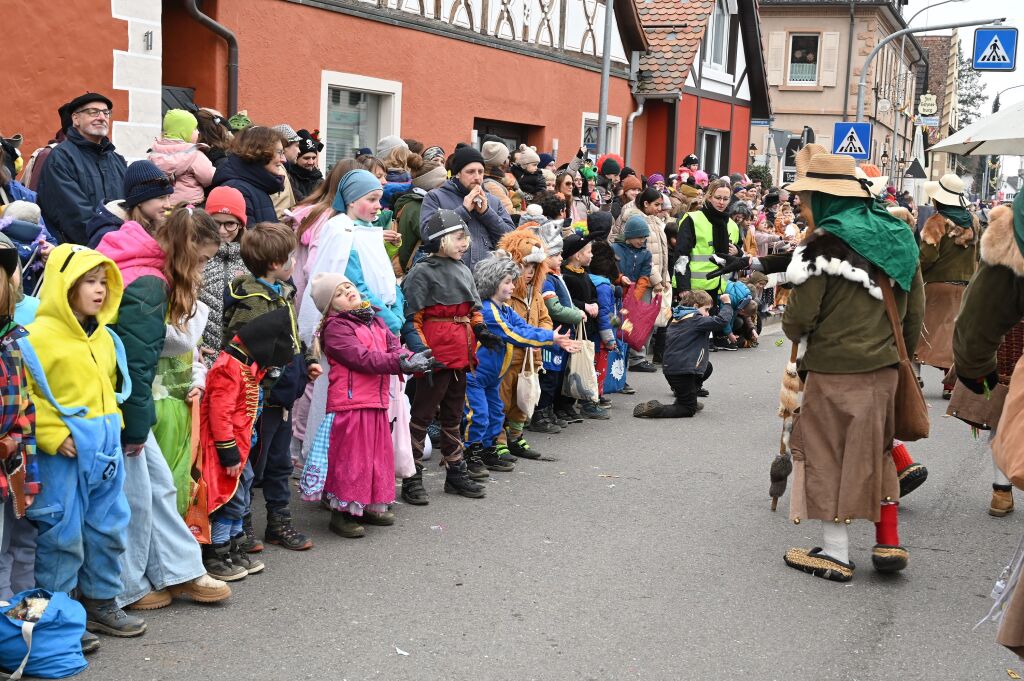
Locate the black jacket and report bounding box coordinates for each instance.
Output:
[561,266,598,339]
[663,305,733,376]
[286,162,323,203]
[85,202,126,249]
[37,128,127,244]
[211,154,283,226]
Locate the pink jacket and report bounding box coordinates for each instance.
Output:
[290,203,335,304]
[322,310,403,413]
[148,138,215,205]
[96,221,166,286]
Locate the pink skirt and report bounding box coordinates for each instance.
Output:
[324,408,395,516]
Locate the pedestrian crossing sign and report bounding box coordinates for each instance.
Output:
[973,28,1018,72]
[832,122,871,160]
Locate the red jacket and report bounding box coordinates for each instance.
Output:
[413,302,480,370]
[322,311,403,413]
[200,351,263,513]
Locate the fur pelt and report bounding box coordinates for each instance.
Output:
[778,361,803,418]
[497,228,550,301]
[784,228,883,300]
[981,205,1024,277]
[473,250,521,300]
[920,213,976,248]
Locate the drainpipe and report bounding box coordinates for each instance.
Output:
[184,0,238,116]
[624,96,646,168]
[842,0,855,121]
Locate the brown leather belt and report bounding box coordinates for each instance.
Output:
[425,315,471,323]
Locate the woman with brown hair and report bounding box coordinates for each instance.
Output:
[195,108,233,171]
[210,126,287,225]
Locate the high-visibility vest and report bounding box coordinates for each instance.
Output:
[686,210,740,293]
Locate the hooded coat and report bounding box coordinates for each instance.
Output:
[148,137,215,205]
[210,154,282,226]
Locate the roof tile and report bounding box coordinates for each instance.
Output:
[635,0,715,95]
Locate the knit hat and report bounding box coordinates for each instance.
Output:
[311,272,352,314]
[123,160,172,209]
[619,167,637,181]
[623,215,650,239]
[542,169,556,185]
[473,250,521,300]
[235,307,299,369]
[763,192,780,210]
[676,183,700,199]
[66,92,113,115]
[332,169,383,212]
[422,146,446,163]
[2,200,40,224]
[273,124,301,143]
[600,157,621,177]
[163,109,198,142]
[423,209,467,250]
[412,161,447,190]
[205,186,247,226]
[561,232,592,261]
[539,153,555,169]
[376,135,408,158]
[587,211,614,242]
[481,141,510,168]
[648,173,665,185]
[621,175,642,192]
[682,154,699,168]
[537,220,563,255]
[522,204,544,222]
[515,145,541,168]
[449,146,485,175]
[296,129,323,155]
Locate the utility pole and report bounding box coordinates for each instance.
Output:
[596,0,615,155]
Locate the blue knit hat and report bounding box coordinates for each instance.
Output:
[623,215,650,240]
[539,153,555,169]
[332,169,383,213]
[123,160,172,209]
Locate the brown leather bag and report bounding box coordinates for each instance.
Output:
[183,400,212,544]
[947,380,1009,430]
[879,277,930,441]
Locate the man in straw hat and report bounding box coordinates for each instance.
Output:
[778,144,924,582]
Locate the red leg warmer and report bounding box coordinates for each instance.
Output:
[875,502,900,546]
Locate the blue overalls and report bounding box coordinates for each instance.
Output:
[18,331,132,600]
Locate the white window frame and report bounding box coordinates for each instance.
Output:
[703,0,730,71]
[701,130,724,176]
[581,112,623,155]
[786,33,821,86]
[318,71,403,172]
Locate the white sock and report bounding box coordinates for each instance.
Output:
[993,448,1011,487]
[820,521,850,564]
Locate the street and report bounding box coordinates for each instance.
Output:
[83,329,1022,681]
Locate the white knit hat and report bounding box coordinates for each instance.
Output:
[311,272,352,314]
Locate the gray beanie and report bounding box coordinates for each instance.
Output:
[473,250,521,300]
[515,144,541,167]
[272,124,301,143]
[376,135,408,158]
[481,141,510,168]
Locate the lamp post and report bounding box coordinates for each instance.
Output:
[749,143,758,167]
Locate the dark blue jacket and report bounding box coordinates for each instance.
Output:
[37,128,126,245]
[611,242,652,282]
[84,202,126,249]
[211,154,282,226]
[663,305,733,376]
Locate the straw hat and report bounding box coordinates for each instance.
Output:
[783,145,874,198]
[854,167,889,195]
[923,173,967,208]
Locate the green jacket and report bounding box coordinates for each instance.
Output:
[783,231,925,374]
[953,206,1024,379]
[919,213,979,284]
[394,189,426,273]
[224,275,314,364]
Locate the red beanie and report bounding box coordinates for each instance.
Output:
[206,186,247,226]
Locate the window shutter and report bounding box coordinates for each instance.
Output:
[767,31,785,86]
[820,31,841,87]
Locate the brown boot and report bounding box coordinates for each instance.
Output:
[990,486,1014,517]
[167,574,232,603]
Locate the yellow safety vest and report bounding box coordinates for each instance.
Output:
[686,210,740,293]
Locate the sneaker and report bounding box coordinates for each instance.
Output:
[328,510,366,538]
[619,383,637,395]
[696,388,710,398]
[526,410,560,433]
[362,509,396,526]
[713,338,739,351]
[126,589,171,611]
[580,402,610,420]
[481,445,515,472]
[558,404,584,424]
[81,631,100,655]
[508,436,541,460]
[549,406,570,428]
[494,442,517,463]
[240,513,264,553]
[598,395,612,407]
[443,459,486,498]
[265,512,314,551]
[202,542,247,582]
[82,598,147,638]
[231,535,265,574]
[167,574,231,604]
[464,443,491,480]
[629,360,658,373]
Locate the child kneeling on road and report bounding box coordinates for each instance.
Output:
[633,289,732,418]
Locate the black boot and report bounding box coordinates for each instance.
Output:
[481,444,515,472]
[265,511,313,551]
[508,435,541,460]
[240,513,264,553]
[444,459,486,498]
[464,443,491,480]
[81,598,147,638]
[548,405,570,428]
[230,534,264,575]
[526,407,560,433]
[202,541,247,582]
[401,461,430,505]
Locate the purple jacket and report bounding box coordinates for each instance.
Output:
[322,310,403,412]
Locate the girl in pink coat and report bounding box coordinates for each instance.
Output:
[308,272,436,539]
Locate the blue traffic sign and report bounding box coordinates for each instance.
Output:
[833,122,871,160]
[973,27,1018,71]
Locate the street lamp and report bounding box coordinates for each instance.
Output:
[749,143,758,166]
[881,149,890,168]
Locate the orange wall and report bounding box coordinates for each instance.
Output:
[193,0,642,163]
[3,0,128,155]
[163,0,227,113]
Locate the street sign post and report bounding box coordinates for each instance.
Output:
[833,122,871,160]
[974,27,1018,71]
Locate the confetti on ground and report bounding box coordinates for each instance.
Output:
[395,646,410,656]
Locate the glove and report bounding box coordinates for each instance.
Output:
[706,254,750,278]
[399,349,440,374]
[958,370,1000,395]
[473,323,505,351]
[634,276,650,300]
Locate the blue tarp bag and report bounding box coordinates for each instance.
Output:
[604,333,629,394]
[0,589,87,679]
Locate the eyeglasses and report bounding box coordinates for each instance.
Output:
[274,148,286,158]
[215,219,241,230]
[75,108,112,118]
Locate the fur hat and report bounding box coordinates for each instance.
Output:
[536,220,563,255]
[497,228,547,265]
[311,272,352,314]
[515,145,541,168]
[473,250,521,300]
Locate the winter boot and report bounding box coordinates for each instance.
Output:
[508,435,541,460]
[401,461,430,505]
[494,441,517,463]
[240,513,264,553]
[464,443,491,480]
[526,407,561,433]
[557,403,584,424]
[362,509,396,526]
[991,485,1015,517]
[328,510,366,538]
[481,445,515,472]
[230,534,265,574]
[580,401,610,420]
[444,459,486,498]
[81,631,100,654]
[81,598,147,638]
[547,405,569,428]
[265,511,313,551]
[202,542,247,582]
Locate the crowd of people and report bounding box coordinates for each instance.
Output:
[0,88,1022,668]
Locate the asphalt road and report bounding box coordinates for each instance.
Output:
[81,330,1023,681]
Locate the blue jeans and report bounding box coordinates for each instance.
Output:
[117,431,206,608]
[0,501,37,600]
[211,461,254,543]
